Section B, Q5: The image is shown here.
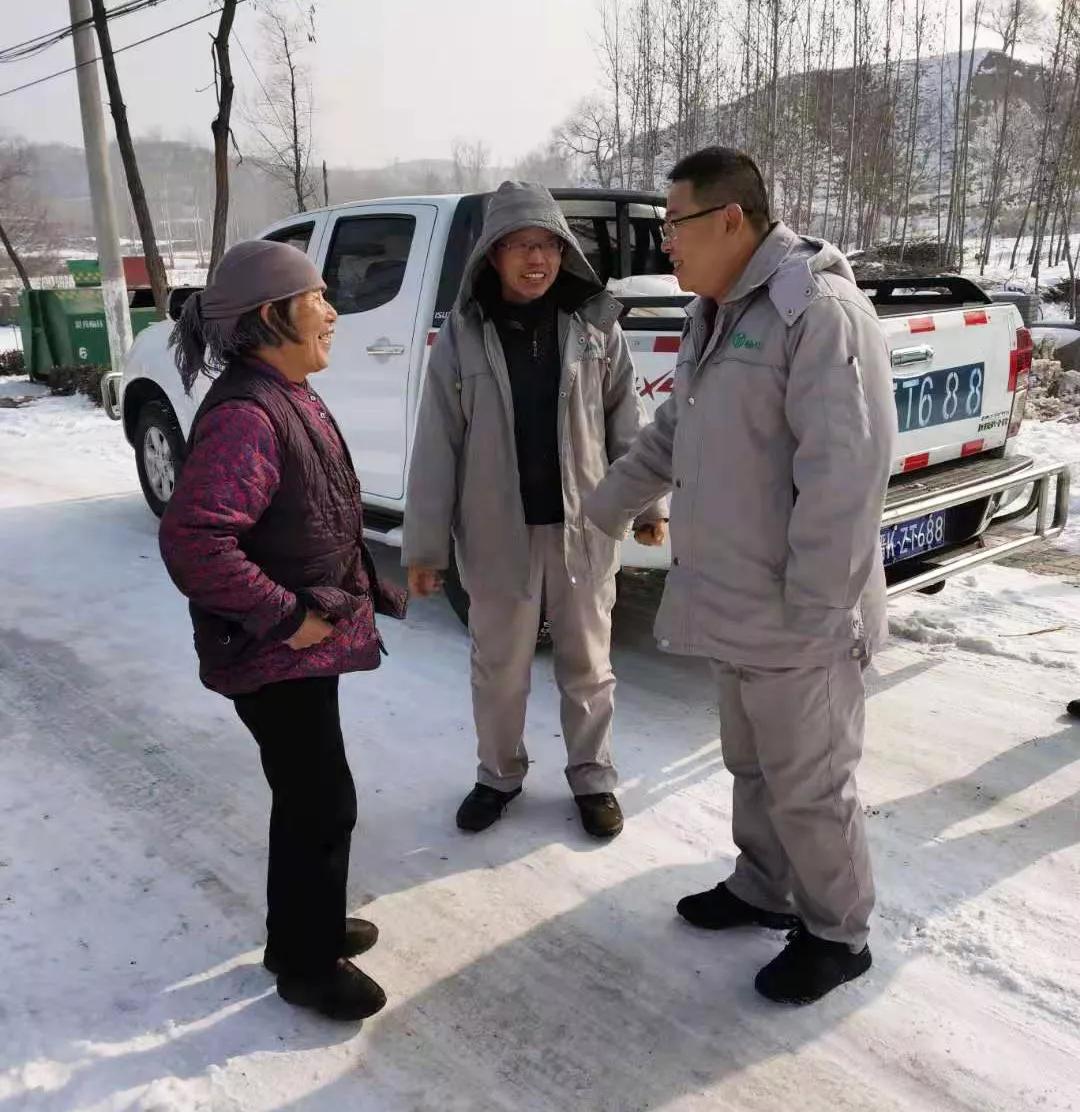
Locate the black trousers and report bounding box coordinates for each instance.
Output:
[233,675,357,975]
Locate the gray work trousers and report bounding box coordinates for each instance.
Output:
[469,524,618,797]
[714,658,875,950]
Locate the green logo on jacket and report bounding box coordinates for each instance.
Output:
[731,331,762,350]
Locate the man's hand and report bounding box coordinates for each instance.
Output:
[286,612,335,650]
[408,566,444,597]
[634,520,668,547]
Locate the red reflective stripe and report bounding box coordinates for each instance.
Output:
[909,316,935,333]
[653,335,681,352]
[903,452,930,472]
[427,331,437,346]
[964,310,989,325]
[961,439,985,457]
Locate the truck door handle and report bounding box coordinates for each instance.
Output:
[366,343,406,356]
[891,344,935,371]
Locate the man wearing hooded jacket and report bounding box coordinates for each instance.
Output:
[586,148,898,1005]
[404,180,666,838]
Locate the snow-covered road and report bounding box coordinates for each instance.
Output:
[1,390,1078,1111]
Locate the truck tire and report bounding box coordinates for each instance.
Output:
[442,545,551,647]
[135,399,185,517]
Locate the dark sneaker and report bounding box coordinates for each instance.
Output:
[676,882,801,931]
[276,958,387,1021]
[456,783,522,832]
[754,928,872,1005]
[263,917,379,976]
[575,792,624,838]
[1067,699,1080,719]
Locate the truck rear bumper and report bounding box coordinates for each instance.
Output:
[361,454,1071,595]
[883,455,1071,597]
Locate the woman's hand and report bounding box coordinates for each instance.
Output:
[286,612,335,650]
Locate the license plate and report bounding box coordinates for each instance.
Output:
[880,510,949,565]
[893,362,985,433]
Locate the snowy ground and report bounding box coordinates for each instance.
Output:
[1,325,22,354]
[1,394,1078,1112]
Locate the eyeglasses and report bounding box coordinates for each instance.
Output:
[661,202,750,241]
[496,236,565,256]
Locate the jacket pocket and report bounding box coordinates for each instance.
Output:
[193,612,256,668]
[823,359,872,448]
[299,585,360,621]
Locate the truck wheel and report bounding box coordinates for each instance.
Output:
[135,400,185,517]
[442,545,550,647]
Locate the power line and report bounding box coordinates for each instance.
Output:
[0,1,248,101]
[0,0,177,64]
[231,28,292,137]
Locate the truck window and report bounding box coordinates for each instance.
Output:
[323,215,416,315]
[564,215,670,283]
[263,222,315,253]
[566,218,615,283]
[629,218,670,275]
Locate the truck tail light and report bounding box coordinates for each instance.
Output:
[1007,326,1033,438]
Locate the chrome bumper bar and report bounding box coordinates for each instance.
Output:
[884,461,1071,597]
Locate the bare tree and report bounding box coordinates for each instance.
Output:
[597,0,628,187]
[837,0,862,251]
[1010,0,1076,272]
[1031,22,1080,283]
[513,139,578,187]
[0,141,38,290]
[899,0,928,261]
[209,0,240,278]
[556,98,618,187]
[450,139,490,192]
[627,0,666,188]
[244,4,319,213]
[665,0,716,162]
[953,0,985,270]
[943,0,966,260]
[90,0,169,315]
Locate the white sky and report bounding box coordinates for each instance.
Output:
[0,0,602,169]
[0,0,1060,172]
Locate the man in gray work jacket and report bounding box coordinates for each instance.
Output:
[404,181,667,839]
[586,148,897,1004]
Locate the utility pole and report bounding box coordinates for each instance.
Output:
[69,0,131,374]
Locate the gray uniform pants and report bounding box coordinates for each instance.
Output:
[469,524,618,797]
[714,658,875,950]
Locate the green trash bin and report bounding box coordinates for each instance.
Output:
[19,288,161,382]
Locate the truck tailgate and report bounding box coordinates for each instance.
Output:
[879,305,1015,474]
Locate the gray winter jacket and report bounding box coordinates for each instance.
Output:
[403,181,665,597]
[585,222,897,666]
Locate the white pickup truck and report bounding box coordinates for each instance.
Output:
[105,188,1071,626]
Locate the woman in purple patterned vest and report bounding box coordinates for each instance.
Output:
[160,240,405,1022]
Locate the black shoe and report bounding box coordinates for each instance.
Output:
[276,957,387,1021]
[1067,699,1080,719]
[263,917,379,976]
[575,792,624,838]
[755,928,872,1005]
[456,783,521,832]
[676,882,801,931]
